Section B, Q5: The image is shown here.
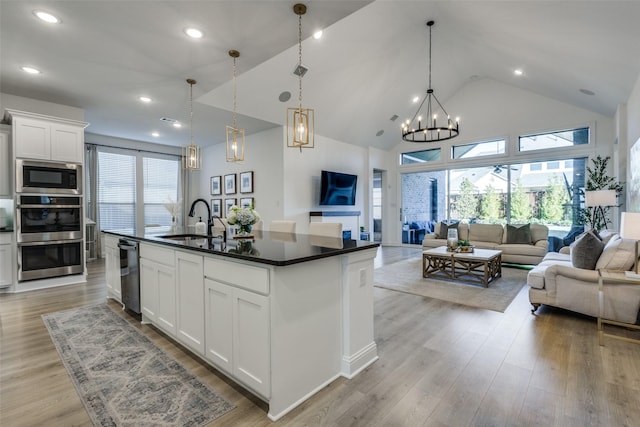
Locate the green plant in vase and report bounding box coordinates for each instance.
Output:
[457,239,473,252]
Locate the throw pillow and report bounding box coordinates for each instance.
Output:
[436,222,459,239]
[595,235,636,271]
[506,224,532,244]
[570,230,605,270]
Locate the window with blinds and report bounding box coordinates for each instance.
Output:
[98,151,136,232]
[144,157,180,227]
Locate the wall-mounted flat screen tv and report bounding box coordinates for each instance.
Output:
[319,170,357,205]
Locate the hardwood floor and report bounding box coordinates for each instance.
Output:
[2,247,640,426]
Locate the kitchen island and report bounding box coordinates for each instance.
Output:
[103,228,379,421]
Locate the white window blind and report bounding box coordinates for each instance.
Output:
[98,151,136,232]
[143,156,180,226]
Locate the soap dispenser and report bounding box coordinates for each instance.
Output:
[195,217,206,235]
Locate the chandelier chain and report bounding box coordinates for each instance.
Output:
[232,55,237,129]
[189,80,194,145]
[298,12,303,111]
[428,23,432,90]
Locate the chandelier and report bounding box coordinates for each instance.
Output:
[402,21,459,143]
[182,78,202,170]
[286,3,314,151]
[226,49,245,162]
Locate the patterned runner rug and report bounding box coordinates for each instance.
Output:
[374,258,528,312]
[42,304,234,426]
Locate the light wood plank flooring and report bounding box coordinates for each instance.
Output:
[2,247,640,426]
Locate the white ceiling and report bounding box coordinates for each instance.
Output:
[2,1,640,152]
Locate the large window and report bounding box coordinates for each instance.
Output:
[400,147,441,165]
[451,139,505,160]
[519,127,589,152]
[401,157,586,244]
[97,148,181,233]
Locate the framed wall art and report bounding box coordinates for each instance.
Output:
[210,176,221,195]
[240,197,254,209]
[239,171,254,193]
[224,173,236,195]
[224,198,236,217]
[211,199,222,217]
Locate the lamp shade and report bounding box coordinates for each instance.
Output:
[620,212,640,240]
[585,190,617,207]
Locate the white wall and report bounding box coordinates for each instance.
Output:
[1,93,84,122]
[194,126,285,228]
[283,133,369,235]
[624,74,640,211]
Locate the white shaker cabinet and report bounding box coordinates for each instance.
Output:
[5,110,87,164]
[140,244,177,336]
[0,126,10,196]
[104,235,122,302]
[204,259,270,399]
[175,251,205,355]
[0,233,14,288]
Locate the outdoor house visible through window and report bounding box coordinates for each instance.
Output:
[519,127,589,152]
[452,139,505,159]
[400,147,441,165]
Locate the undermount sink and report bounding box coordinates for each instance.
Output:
[159,234,208,241]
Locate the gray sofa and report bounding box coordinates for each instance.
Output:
[422,222,549,265]
[527,233,640,323]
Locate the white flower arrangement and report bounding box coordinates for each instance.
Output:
[226,205,260,227]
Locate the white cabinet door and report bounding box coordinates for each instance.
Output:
[156,263,177,336]
[204,278,234,374]
[104,236,121,302]
[140,258,158,322]
[204,277,270,398]
[0,128,10,196]
[233,287,270,398]
[0,243,13,288]
[14,117,50,160]
[50,124,83,163]
[176,251,204,355]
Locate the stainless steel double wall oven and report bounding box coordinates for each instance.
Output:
[16,160,84,281]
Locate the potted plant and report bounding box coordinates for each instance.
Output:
[457,239,474,253]
[578,155,624,231]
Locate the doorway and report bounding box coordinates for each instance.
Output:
[373,170,383,243]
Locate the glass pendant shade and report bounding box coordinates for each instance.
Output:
[226,125,245,162]
[183,143,201,170]
[182,78,202,170]
[287,106,314,149]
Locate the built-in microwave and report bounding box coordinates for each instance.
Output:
[16,159,82,195]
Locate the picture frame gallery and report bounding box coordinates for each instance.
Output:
[210,171,255,217]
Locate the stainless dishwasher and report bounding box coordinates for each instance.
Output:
[118,239,140,314]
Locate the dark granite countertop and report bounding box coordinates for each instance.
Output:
[103,227,379,267]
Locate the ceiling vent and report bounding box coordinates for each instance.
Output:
[293,64,308,78]
[160,117,178,124]
[389,114,399,122]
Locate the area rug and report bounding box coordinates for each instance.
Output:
[374,258,528,312]
[42,304,235,426]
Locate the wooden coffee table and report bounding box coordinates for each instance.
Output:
[422,246,502,287]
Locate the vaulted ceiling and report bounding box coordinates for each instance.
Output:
[2,1,640,152]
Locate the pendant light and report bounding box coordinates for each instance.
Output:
[286,3,314,151]
[226,50,245,162]
[182,78,202,170]
[402,21,459,143]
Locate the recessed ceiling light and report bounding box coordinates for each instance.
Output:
[514,69,524,76]
[580,88,596,96]
[184,28,203,39]
[33,10,60,24]
[139,96,152,103]
[151,132,160,137]
[173,122,182,128]
[313,30,323,40]
[412,96,420,103]
[21,66,41,74]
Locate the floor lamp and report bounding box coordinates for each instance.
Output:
[584,190,617,231]
[621,212,640,279]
